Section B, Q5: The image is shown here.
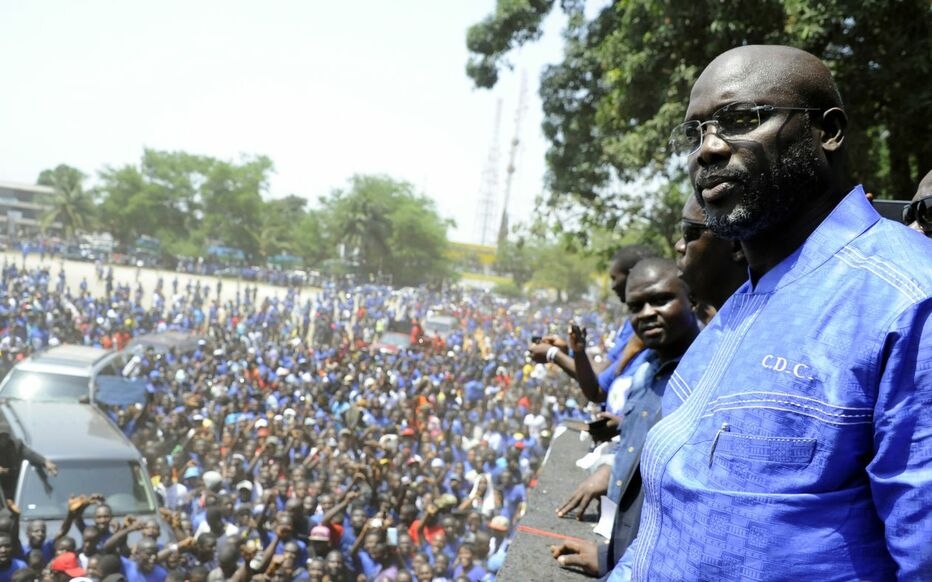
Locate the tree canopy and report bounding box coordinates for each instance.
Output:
[37,164,95,240]
[467,0,932,250]
[44,151,456,287]
[317,175,456,287]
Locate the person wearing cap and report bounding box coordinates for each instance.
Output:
[484,515,511,575]
[307,525,332,559]
[234,479,255,509]
[48,551,86,582]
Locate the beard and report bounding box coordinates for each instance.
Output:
[699,131,829,240]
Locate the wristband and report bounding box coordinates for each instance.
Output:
[546,346,560,363]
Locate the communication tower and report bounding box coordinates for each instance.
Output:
[497,73,528,245]
[474,100,503,246]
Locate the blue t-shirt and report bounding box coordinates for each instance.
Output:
[0,559,26,582]
[121,557,168,582]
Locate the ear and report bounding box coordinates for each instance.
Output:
[819,107,846,152]
[730,240,746,265]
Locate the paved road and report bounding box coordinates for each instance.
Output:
[499,425,606,581]
[8,250,315,309]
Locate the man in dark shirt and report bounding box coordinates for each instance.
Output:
[0,431,57,499]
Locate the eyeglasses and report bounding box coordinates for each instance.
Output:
[681,219,709,243]
[668,102,821,156]
[903,195,932,232]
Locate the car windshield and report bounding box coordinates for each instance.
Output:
[0,370,89,401]
[424,318,455,333]
[381,333,412,347]
[19,460,156,518]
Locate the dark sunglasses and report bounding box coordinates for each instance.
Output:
[681,219,710,243]
[902,196,932,231]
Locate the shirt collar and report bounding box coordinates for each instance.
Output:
[749,185,876,294]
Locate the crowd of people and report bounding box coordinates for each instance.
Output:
[2,43,932,582]
[0,256,631,581]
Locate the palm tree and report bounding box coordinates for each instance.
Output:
[338,194,391,271]
[37,164,96,240]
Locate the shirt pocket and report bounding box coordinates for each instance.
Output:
[708,431,818,494]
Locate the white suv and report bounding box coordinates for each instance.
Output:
[0,344,138,404]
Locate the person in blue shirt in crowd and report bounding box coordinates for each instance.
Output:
[617,45,932,581]
[550,258,700,576]
[0,533,26,582]
[528,245,657,412]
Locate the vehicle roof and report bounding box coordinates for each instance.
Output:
[1,400,139,461]
[126,330,203,354]
[381,331,410,338]
[15,345,114,375]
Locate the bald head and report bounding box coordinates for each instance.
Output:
[684,45,850,264]
[913,169,932,202]
[696,46,842,110]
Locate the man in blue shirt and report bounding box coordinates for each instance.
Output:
[621,45,932,580]
[0,533,25,582]
[120,538,167,582]
[550,259,700,575]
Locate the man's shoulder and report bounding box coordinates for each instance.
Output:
[858,218,932,280]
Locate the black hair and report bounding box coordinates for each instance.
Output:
[610,245,659,272]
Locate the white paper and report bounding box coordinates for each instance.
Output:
[575,441,609,471]
[593,495,617,540]
[553,425,568,441]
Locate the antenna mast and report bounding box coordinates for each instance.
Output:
[497,72,527,245]
[474,100,503,247]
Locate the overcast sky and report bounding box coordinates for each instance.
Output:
[0,1,576,244]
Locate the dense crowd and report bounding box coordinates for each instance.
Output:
[0,258,625,581]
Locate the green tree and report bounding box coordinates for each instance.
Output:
[96,150,276,262]
[252,195,309,262]
[385,194,456,286]
[319,175,454,286]
[527,240,597,302]
[37,164,95,239]
[495,238,535,288]
[200,155,273,261]
[468,0,932,249]
[97,150,211,246]
[293,211,331,267]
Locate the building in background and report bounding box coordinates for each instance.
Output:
[0,180,58,245]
